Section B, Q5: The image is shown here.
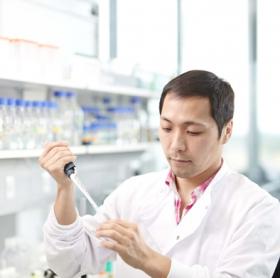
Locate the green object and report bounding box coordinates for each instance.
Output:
[105,261,113,273]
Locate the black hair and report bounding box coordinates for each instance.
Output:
[159,70,234,137]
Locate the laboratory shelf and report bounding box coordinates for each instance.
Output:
[0,75,154,98]
[0,143,153,159]
[86,143,152,154]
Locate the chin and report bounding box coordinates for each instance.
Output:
[171,168,195,178]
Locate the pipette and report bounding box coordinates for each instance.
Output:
[64,162,99,213]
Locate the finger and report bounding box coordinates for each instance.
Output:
[40,146,73,168]
[44,153,76,173]
[41,154,76,178]
[95,228,127,245]
[97,222,137,243]
[97,221,130,233]
[43,140,68,148]
[42,141,69,154]
[100,238,126,254]
[41,147,73,166]
[39,141,69,161]
[100,219,138,231]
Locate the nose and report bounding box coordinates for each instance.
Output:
[170,130,186,153]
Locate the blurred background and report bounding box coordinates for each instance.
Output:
[0,0,279,277]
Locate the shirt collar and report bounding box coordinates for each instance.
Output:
[165,170,175,186]
[164,159,224,193]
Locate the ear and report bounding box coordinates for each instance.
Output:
[221,120,233,144]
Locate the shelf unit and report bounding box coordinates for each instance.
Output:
[0,143,153,159]
[0,74,158,158]
[0,75,157,158]
[0,75,155,98]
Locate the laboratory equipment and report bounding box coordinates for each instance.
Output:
[64,162,99,213]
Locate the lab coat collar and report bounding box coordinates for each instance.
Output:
[163,160,232,254]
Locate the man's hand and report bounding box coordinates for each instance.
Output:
[39,141,77,225]
[39,141,76,189]
[95,220,171,278]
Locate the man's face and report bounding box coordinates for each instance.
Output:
[159,93,232,180]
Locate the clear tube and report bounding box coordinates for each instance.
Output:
[69,173,99,213]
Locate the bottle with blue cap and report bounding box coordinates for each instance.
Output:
[130,96,148,142]
[49,100,63,142]
[52,91,72,143]
[5,98,17,149]
[23,100,35,149]
[31,100,42,149]
[37,101,49,148]
[65,91,84,146]
[14,99,26,149]
[108,106,137,144]
[0,97,7,150]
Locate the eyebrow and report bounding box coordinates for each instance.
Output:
[160,116,206,127]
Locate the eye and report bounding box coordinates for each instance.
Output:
[187,131,202,135]
[161,127,172,132]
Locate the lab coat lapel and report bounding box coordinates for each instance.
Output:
[178,188,211,236]
[175,162,230,241]
[138,189,178,253]
[163,163,230,254]
[163,187,212,254]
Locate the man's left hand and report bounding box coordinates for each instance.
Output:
[95,219,153,270]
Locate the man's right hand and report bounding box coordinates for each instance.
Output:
[39,141,77,190]
[39,141,78,225]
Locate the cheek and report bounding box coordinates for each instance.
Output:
[190,137,215,155]
[190,139,206,153]
[158,133,169,149]
[193,138,220,160]
[158,132,172,154]
[158,129,167,142]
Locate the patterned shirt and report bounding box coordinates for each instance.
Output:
[165,170,216,224]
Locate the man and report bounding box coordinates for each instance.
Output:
[40,70,280,278]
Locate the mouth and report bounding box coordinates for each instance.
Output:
[170,158,192,164]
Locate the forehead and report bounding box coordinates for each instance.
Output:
[161,93,213,124]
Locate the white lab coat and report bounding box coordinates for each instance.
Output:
[44,162,280,278]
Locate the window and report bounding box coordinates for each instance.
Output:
[116,0,177,77]
[181,0,249,171]
[258,1,280,181]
